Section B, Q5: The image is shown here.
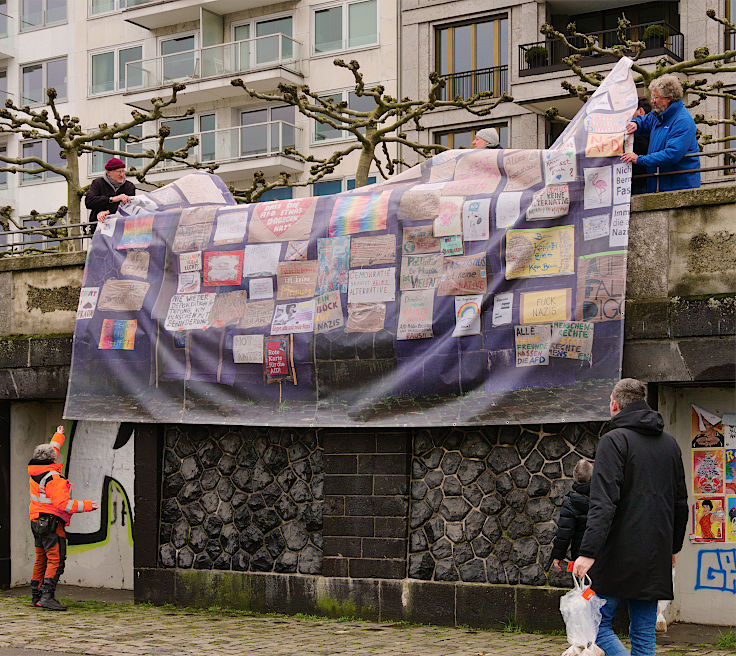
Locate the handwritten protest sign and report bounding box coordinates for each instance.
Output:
[346,302,386,332]
[526,185,570,219]
[249,277,273,300]
[503,150,543,191]
[400,254,443,290]
[208,290,247,327]
[120,251,149,279]
[348,268,396,303]
[98,280,150,311]
[584,112,630,134]
[177,272,200,294]
[440,235,463,256]
[398,289,434,339]
[444,149,502,194]
[119,216,153,250]
[453,294,482,337]
[233,334,263,364]
[76,288,99,320]
[438,254,487,296]
[492,291,513,326]
[495,192,522,229]
[99,319,137,350]
[515,324,551,367]
[329,192,390,236]
[520,288,572,324]
[402,226,439,255]
[285,241,309,261]
[276,260,318,299]
[172,223,213,253]
[249,197,316,242]
[398,189,440,222]
[576,251,626,322]
[238,300,275,329]
[585,132,625,158]
[434,196,464,237]
[317,236,350,293]
[264,336,295,384]
[179,205,218,225]
[613,162,632,205]
[543,146,576,184]
[609,205,629,248]
[350,235,396,266]
[203,251,244,286]
[213,211,248,245]
[176,174,227,205]
[583,214,609,241]
[505,226,575,279]
[314,291,344,334]
[179,251,202,272]
[462,199,490,241]
[549,321,594,361]
[584,166,612,209]
[244,243,281,278]
[165,293,216,331]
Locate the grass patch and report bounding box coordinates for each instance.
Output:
[501,619,524,633]
[716,630,736,649]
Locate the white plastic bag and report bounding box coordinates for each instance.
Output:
[656,567,676,632]
[560,575,606,651]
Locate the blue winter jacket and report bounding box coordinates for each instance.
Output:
[632,100,700,193]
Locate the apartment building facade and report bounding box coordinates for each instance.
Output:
[0,0,398,244]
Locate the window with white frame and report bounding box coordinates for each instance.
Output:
[313,175,377,195]
[233,14,294,69]
[89,44,143,95]
[160,34,197,83]
[0,0,8,37]
[21,57,67,105]
[241,105,295,156]
[20,0,65,31]
[161,114,215,163]
[313,0,377,54]
[313,89,376,143]
[20,139,64,184]
[89,125,143,175]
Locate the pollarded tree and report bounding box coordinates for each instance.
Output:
[229,58,512,200]
[540,9,736,148]
[0,84,215,252]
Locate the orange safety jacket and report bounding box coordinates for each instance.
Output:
[28,430,94,525]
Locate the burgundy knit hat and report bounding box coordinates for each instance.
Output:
[105,157,125,171]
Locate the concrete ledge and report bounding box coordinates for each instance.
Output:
[631,184,736,212]
[0,251,87,272]
[134,567,573,631]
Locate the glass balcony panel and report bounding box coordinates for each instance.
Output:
[241,124,268,157]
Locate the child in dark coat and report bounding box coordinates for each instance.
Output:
[552,459,593,571]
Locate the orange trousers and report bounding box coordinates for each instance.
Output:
[31,519,66,583]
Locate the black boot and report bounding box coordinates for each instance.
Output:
[37,579,66,611]
[30,580,41,607]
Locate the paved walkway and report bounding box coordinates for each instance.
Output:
[0,591,734,656]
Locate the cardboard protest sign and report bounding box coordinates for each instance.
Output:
[549,321,594,361]
[120,251,150,279]
[585,133,625,158]
[576,251,626,322]
[440,235,463,257]
[233,334,263,364]
[515,324,551,367]
[179,251,202,272]
[397,289,434,340]
[505,226,575,279]
[503,150,543,191]
[520,288,572,325]
[208,290,247,327]
[276,260,318,299]
[238,300,275,330]
[98,280,150,311]
[350,235,396,266]
[348,268,396,303]
[314,291,344,334]
[402,226,440,255]
[526,185,570,219]
[400,254,443,291]
[249,197,316,242]
[346,302,386,332]
[437,254,487,296]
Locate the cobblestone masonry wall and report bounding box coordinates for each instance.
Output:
[158,426,323,574]
[408,423,606,585]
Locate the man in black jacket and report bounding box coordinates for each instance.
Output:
[84,157,136,234]
[573,378,688,656]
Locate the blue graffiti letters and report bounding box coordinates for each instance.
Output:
[696,549,736,594]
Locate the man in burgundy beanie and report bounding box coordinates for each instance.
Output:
[84,157,136,234]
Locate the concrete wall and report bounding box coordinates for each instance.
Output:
[659,385,736,626]
[9,405,134,589]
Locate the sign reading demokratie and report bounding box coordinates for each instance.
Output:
[65,58,637,427]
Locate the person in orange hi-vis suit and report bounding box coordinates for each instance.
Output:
[28,425,98,610]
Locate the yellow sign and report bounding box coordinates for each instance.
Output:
[520,289,572,325]
[505,225,574,279]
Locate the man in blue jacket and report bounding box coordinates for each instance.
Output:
[621,74,700,192]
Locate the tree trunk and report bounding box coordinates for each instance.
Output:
[65,150,82,252]
[354,132,377,188]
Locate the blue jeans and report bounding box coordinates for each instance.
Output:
[596,594,658,656]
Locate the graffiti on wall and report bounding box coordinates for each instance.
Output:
[695,548,736,594]
[59,421,134,549]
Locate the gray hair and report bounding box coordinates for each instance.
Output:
[32,444,57,463]
[649,75,683,102]
[612,378,647,409]
[573,459,594,484]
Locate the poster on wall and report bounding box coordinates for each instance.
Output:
[65,58,636,427]
[727,497,736,542]
[691,497,726,542]
[692,405,725,447]
[693,449,725,495]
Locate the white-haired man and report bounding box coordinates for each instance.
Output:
[471,128,501,150]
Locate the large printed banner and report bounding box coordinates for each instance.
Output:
[65,58,637,426]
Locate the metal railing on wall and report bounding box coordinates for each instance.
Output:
[0,148,732,257]
[437,65,508,101]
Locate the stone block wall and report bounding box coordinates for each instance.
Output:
[158,426,323,574]
[408,424,604,585]
[322,431,410,579]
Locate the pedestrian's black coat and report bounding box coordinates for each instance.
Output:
[550,481,590,562]
[84,176,136,223]
[579,399,688,601]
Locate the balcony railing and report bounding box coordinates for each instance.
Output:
[519,21,683,75]
[125,33,301,92]
[437,65,508,101]
[88,0,150,16]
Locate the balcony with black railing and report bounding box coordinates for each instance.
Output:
[437,65,508,101]
[519,21,683,76]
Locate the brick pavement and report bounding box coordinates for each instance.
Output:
[0,595,733,656]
